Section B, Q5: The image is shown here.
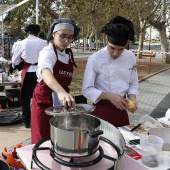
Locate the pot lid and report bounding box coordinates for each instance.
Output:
[45,104,95,116]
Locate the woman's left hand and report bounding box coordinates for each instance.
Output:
[57,91,75,107]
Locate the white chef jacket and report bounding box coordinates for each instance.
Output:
[37,42,70,82]
[82,46,138,103]
[12,35,47,72]
[11,41,20,54]
[37,42,70,106]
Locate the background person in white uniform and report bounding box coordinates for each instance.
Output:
[11,39,21,54]
[82,16,138,127]
[12,24,47,128]
[9,39,22,74]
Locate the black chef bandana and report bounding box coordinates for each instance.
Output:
[49,18,80,40]
[101,16,134,47]
[24,24,40,35]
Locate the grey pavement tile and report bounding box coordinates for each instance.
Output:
[129,69,170,123]
[150,92,170,118]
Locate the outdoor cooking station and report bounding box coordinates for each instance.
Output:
[16,117,125,170]
[16,113,170,170]
[0,85,170,170]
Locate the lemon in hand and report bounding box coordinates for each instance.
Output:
[127,100,135,109]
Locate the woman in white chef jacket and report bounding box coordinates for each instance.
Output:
[31,18,80,144]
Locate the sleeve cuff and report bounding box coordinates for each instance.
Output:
[128,90,139,97]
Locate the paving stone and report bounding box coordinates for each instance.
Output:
[129,69,170,123]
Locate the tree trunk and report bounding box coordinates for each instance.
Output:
[138,31,145,58]
[84,34,88,49]
[85,24,90,50]
[89,32,93,51]
[17,26,22,38]
[158,28,170,63]
[77,39,80,53]
[95,35,98,50]
[82,26,85,53]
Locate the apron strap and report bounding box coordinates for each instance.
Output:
[51,41,59,60]
[52,41,77,68]
[65,48,77,68]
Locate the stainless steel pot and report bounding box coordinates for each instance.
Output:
[50,114,103,157]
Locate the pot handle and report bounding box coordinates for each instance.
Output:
[88,130,103,138]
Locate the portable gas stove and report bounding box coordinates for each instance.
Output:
[16,119,126,170]
[30,136,118,170]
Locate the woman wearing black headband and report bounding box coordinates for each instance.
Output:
[31,18,80,144]
[82,16,138,127]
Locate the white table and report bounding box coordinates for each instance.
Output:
[117,126,170,170]
[117,150,170,170]
[17,141,170,170]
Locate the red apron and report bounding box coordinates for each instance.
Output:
[92,100,129,127]
[31,42,77,144]
[20,61,31,99]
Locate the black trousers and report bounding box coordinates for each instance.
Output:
[22,72,37,125]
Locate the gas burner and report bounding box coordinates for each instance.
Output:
[31,137,118,170]
[50,144,105,167]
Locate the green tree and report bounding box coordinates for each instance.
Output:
[4,0,169,59]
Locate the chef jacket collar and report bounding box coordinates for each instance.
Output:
[105,45,125,60]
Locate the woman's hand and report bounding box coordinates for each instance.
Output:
[57,91,75,107]
[13,72,19,77]
[42,69,75,107]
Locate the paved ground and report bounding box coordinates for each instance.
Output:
[128,68,170,124]
[150,92,170,118]
[0,66,170,153]
[0,85,31,152]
